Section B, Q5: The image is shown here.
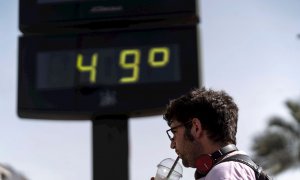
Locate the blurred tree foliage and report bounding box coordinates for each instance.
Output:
[251,98,300,176]
[0,163,28,180]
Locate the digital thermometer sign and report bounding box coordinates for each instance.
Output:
[18,26,200,119]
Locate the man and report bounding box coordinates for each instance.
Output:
[156,88,257,179]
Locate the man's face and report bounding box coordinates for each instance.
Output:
[169,119,201,168]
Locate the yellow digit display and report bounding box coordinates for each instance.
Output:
[148,47,170,67]
[119,49,141,83]
[73,46,174,85]
[76,53,98,83]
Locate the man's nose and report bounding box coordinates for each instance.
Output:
[170,139,175,149]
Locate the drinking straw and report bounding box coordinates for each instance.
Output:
[166,156,180,179]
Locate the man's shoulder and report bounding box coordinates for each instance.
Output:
[204,152,256,180]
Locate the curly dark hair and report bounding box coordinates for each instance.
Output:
[163,88,238,144]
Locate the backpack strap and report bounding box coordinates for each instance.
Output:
[218,154,271,180]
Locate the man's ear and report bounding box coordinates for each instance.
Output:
[191,118,202,138]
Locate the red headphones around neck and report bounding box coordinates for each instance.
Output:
[195,144,238,175]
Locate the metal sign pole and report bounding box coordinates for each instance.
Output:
[92,116,129,180]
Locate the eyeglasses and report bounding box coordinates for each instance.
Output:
[166,120,193,141]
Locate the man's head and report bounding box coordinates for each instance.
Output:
[163,88,239,167]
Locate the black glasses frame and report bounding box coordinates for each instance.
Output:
[166,119,193,141]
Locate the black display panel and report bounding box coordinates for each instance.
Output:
[18,26,200,119]
[19,0,198,33]
[36,44,180,89]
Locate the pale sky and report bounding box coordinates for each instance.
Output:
[1,1,300,180]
